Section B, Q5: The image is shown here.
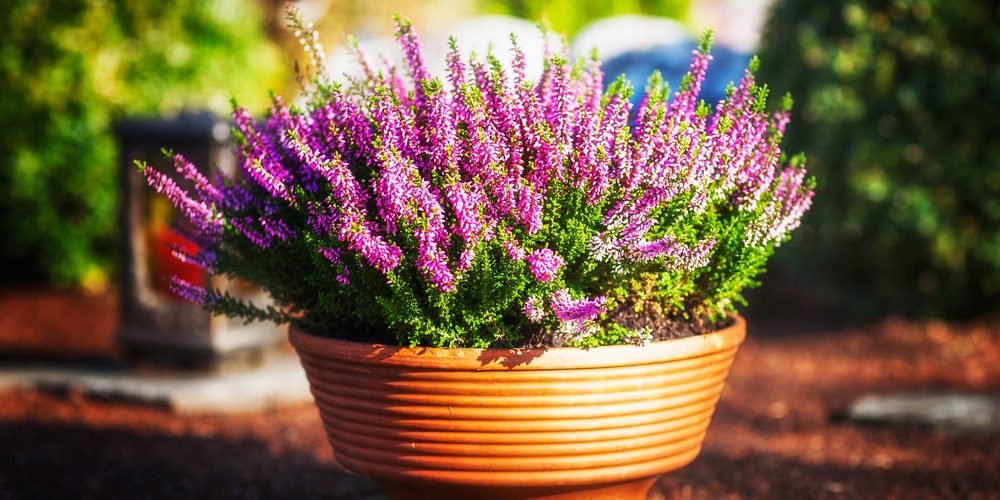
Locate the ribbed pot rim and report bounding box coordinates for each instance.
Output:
[289,314,745,370]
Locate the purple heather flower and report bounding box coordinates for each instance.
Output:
[445,37,467,92]
[415,224,456,292]
[232,107,295,204]
[527,248,565,282]
[503,238,527,261]
[320,247,342,264]
[746,165,814,248]
[171,153,220,205]
[510,36,528,88]
[168,276,215,306]
[548,289,608,342]
[336,269,351,286]
[312,199,402,273]
[142,166,221,237]
[422,85,458,170]
[372,151,415,236]
[229,217,272,248]
[321,248,352,285]
[515,183,544,235]
[211,171,254,213]
[668,50,711,126]
[587,212,656,264]
[730,110,788,212]
[654,237,716,271]
[549,288,607,322]
[457,248,476,272]
[167,244,217,273]
[443,181,484,245]
[260,216,295,242]
[396,18,430,100]
[317,93,377,167]
[349,227,404,272]
[347,37,379,85]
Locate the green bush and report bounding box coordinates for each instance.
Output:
[757,0,1000,318]
[0,0,282,289]
[480,0,689,35]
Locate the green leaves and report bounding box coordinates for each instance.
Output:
[698,28,715,55]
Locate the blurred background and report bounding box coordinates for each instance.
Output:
[756,0,1000,321]
[1,0,997,323]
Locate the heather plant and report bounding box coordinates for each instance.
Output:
[140,12,813,349]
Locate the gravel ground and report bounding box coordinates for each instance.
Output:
[1,286,999,499]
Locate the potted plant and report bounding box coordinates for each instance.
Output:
[140,8,813,499]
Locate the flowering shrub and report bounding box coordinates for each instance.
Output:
[140,13,813,348]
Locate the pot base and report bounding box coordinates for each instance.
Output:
[378,476,658,500]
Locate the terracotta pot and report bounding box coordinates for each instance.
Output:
[289,315,746,500]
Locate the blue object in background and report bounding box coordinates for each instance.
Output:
[601,43,751,109]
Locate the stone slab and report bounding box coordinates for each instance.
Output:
[848,392,1000,433]
[0,353,313,414]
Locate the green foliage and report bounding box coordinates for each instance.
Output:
[758,0,1000,318]
[480,0,689,35]
[0,0,282,288]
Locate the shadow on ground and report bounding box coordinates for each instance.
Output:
[0,421,383,500]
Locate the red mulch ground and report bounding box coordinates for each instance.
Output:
[1,286,999,499]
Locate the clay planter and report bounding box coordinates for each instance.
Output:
[289,315,746,500]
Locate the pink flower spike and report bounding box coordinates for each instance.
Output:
[504,239,526,261]
[548,289,607,323]
[458,249,476,271]
[167,244,217,273]
[336,267,351,286]
[527,248,565,282]
[168,276,214,306]
[547,289,608,343]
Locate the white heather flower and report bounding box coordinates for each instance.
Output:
[523,296,545,323]
[623,328,654,346]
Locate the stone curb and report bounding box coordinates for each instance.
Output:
[848,392,1000,433]
[0,353,313,414]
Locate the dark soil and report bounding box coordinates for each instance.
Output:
[2,285,1000,499]
[607,302,733,341]
[522,302,730,347]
